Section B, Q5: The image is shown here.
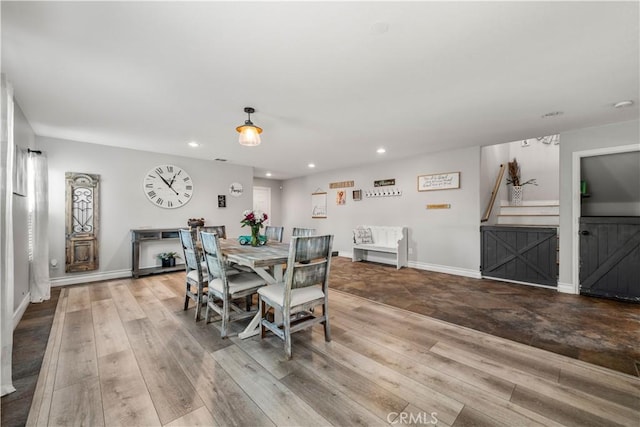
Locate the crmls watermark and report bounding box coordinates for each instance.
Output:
[387,411,439,425]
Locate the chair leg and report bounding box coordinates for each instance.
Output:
[221,296,229,338]
[204,296,211,324]
[183,284,190,311]
[245,295,252,311]
[284,312,292,359]
[194,287,202,321]
[260,298,266,339]
[322,303,331,342]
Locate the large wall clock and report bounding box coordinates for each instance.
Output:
[143,164,193,208]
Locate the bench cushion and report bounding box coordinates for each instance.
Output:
[353,244,397,253]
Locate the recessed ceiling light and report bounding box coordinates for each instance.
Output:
[308,163,315,168]
[541,111,563,118]
[377,148,386,154]
[188,141,200,147]
[265,172,272,177]
[613,100,634,108]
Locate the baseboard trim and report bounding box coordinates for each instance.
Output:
[50,269,132,287]
[13,291,31,330]
[408,261,482,279]
[557,281,578,294]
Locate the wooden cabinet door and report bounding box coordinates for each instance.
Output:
[65,172,100,272]
[579,217,640,302]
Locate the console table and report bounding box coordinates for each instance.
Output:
[131,227,184,278]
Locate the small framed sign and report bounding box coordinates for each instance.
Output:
[418,172,460,191]
[352,189,362,201]
[218,195,226,208]
[374,178,395,187]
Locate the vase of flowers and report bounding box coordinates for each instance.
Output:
[157,252,181,268]
[506,158,537,206]
[241,209,268,246]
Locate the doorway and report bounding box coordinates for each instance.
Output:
[253,186,271,225]
[571,145,640,299]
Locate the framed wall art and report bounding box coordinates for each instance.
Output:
[353,189,362,201]
[418,172,460,191]
[311,192,327,218]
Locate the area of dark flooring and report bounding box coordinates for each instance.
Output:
[329,257,640,377]
[2,260,639,426]
[1,288,61,427]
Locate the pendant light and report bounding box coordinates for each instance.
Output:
[236,107,262,146]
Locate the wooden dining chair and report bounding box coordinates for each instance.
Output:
[258,234,334,359]
[200,231,267,337]
[292,227,316,237]
[265,225,284,242]
[179,229,209,321]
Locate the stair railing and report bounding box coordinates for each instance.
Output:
[481,164,505,223]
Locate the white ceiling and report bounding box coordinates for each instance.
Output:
[2,1,638,180]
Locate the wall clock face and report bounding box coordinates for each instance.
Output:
[143,165,193,209]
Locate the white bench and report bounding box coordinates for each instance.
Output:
[352,226,408,269]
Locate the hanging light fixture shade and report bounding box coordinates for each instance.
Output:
[236,107,262,146]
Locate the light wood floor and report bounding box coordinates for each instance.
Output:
[27,273,639,427]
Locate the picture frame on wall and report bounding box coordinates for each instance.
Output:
[418,172,460,191]
[353,189,362,201]
[13,146,28,196]
[311,192,327,218]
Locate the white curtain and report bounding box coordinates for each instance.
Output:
[29,151,50,303]
[1,74,16,396]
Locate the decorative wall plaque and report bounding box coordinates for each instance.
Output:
[329,180,354,189]
[418,172,460,191]
[218,195,226,208]
[374,179,395,187]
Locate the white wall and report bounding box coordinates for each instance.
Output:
[38,136,254,283]
[507,137,560,201]
[12,103,33,311]
[558,120,639,289]
[281,146,482,277]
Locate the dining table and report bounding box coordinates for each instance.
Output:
[219,238,290,339]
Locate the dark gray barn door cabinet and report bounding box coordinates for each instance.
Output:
[481,226,558,287]
[579,217,640,302]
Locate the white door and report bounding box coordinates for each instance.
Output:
[253,186,271,225]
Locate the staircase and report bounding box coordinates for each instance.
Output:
[497,200,559,226]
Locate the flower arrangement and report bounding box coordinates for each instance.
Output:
[506,158,537,187]
[241,210,268,246]
[240,210,268,228]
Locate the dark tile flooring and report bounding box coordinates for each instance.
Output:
[329,258,640,377]
[1,288,61,427]
[2,260,639,426]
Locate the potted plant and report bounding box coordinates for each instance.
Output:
[157,251,181,268]
[506,158,537,205]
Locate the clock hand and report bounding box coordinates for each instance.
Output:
[158,174,179,195]
[169,172,178,187]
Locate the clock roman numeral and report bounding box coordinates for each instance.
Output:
[183,177,191,182]
[167,166,173,172]
[167,201,173,208]
[145,183,153,188]
[178,199,184,204]
[155,167,163,174]
[156,197,164,205]
[183,193,190,198]
[186,185,193,190]
[147,191,156,199]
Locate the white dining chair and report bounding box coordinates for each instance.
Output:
[258,234,333,359]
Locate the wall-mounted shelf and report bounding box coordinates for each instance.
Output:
[131,227,184,278]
